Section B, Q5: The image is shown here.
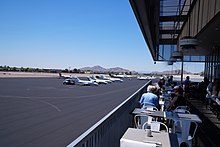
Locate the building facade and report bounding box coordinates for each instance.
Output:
[130,0,220,81]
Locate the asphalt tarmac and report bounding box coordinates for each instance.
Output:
[0,77,148,147]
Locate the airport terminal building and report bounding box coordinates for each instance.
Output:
[129,0,220,81]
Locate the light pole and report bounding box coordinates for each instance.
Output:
[181,56,184,86]
[171,51,183,85]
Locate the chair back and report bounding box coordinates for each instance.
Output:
[134,114,153,129]
[143,102,158,111]
[189,122,198,139]
[175,106,190,111]
[176,121,198,147]
[142,121,168,132]
[174,109,190,114]
[146,106,158,111]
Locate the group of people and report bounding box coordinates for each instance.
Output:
[196,76,220,101]
[139,75,220,112]
[206,78,220,98]
[139,79,186,111]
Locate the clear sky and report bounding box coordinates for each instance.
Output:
[0,0,204,73]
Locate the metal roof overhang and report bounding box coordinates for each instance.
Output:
[130,0,220,62]
[129,0,206,62]
[129,0,160,61]
[129,0,187,61]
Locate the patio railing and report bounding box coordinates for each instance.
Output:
[67,80,151,147]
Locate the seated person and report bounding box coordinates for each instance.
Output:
[168,75,174,86]
[167,86,186,110]
[139,85,160,110]
[207,78,220,97]
[155,81,164,97]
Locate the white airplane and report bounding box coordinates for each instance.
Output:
[72,77,98,86]
[109,73,125,78]
[148,76,157,80]
[109,73,133,78]
[137,76,150,80]
[59,73,72,79]
[88,76,108,84]
[137,75,157,80]
[94,76,113,83]
[99,75,123,82]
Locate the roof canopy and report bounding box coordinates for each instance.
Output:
[130,0,220,62]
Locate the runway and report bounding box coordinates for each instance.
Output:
[0,77,148,147]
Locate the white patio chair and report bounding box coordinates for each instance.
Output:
[134,114,156,129]
[174,109,190,114]
[175,106,190,111]
[143,102,158,111]
[142,121,168,132]
[176,122,198,147]
[172,108,191,133]
[174,106,190,114]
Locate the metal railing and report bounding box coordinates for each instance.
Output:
[67,81,151,147]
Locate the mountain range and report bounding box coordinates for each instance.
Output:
[80,65,135,73]
[79,65,197,75]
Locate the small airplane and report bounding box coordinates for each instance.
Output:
[94,76,113,83]
[137,76,150,80]
[72,77,99,86]
[109,73,133,79]
[109,73,125,78]
[59,74,72,79]
[137,75,157,80]
[99,75,123,82]
[88,76,108,84]
[148,76,157,80]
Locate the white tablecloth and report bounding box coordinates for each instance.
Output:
[121,138,156,147]
[120,128,178,147]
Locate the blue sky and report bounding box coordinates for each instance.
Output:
[0,0,204,73]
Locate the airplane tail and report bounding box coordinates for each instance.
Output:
[109,73,113,77]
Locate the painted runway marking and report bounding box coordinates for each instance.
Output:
[0,95,61,112]
[33,99,61,112]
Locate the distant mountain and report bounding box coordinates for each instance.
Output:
[80,66,107,72]
[80,66,194,75]
[80,65,134,73]
[108,67,131,73]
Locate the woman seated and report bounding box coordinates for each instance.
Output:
[139,85,160,110]
[167,86,186,110]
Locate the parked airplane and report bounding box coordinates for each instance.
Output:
[99,75,123,82]
[137,76,149,80]
[149,76,157,80]
[88,76,108,84]
[109,73,133,79]
[94,76,113,83]
[137,75,157,80]
[109,73,125,78]
[72,77,99,86]
[59,74,71,79]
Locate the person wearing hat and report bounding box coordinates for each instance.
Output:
[168,86,186,110]
[139,85,160,110]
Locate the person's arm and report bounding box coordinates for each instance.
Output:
[154,96,161,109]
[139,95,144,105]
[170,96,178,107]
